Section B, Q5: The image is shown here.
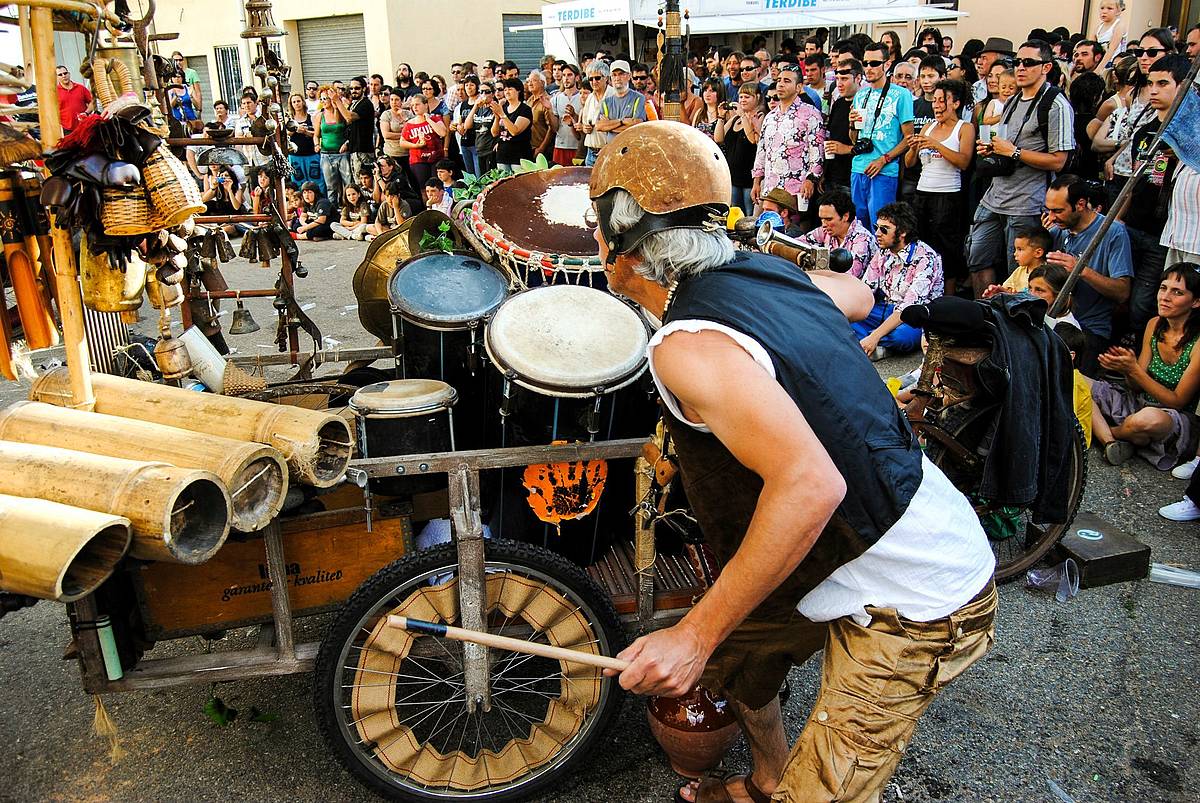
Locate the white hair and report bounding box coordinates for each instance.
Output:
[528,69,547,84]
[608,189,734,286]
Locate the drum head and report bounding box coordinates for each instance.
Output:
[388,251,508,331]
[350,379,459,417]
[485,285,649,398]
[475,168,597,258]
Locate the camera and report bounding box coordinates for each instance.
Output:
[851,138,875,156]
[976,153,1017,178]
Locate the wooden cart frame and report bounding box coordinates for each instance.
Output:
[68,436,695,698]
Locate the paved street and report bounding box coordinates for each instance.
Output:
[0,240,1196,802]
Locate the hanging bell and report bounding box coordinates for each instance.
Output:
[238,229,259,261]
[215,229,237,263]
[154,324,193,380]
[228,298,261,335]
[145,269,184,309]
[199,229,217,260]
[240,0,286,39]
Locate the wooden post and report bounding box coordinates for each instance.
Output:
[262,520,296,660]
[449,464,490,713]
[27,6,95,410]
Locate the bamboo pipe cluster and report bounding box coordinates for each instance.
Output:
[0,493,130,602]
[31,369,354,487]
[0,402,288,532]
[0,441,230,564]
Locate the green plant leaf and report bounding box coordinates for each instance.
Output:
[518,158,537,173]
[203,695,238,726]
[247,706,279,723]
[438,221,450,233]
[534,153,549,170]
[463,172,477,183]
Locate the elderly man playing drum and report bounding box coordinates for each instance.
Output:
[590,121,997,803]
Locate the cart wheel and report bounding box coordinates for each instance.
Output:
[314,538,627,801]
[928,404,1088,582]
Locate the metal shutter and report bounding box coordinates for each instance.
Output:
[214,45,244,106]
[502,14,543,76]
[186,54,214,115]
[297,15,368,85]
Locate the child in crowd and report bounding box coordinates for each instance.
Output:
[1027,263,1082,330]
[1052,322,1094,448]
[333,184,373,240]
[984,227,1052,296]
[423,177,453,215]
[436,159,457,197]
[249,168,275,216]
[356,165,378,218]
[290,181,333,240]
[369,180,413,239]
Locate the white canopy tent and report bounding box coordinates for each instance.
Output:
[520,0,967,64]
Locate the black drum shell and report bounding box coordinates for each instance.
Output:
[356,410,453,497]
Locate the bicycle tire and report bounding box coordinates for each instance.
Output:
[927,404,1087,582]
[313,538,627,801]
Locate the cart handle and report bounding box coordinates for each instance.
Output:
[386,615,630,672]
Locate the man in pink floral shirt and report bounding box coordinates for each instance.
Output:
[752,61,824,216]
[851,201,943,357]
[801,190,878,278]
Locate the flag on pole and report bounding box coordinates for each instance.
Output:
[1162,82,1200,173]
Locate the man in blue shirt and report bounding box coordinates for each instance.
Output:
[848,42,914,229]
[1043,174,1132,375]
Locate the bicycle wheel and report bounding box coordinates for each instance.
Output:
[314,539,627,801]
[927,404,1088,582]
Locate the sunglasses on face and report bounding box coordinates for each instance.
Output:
[862,60,886,68]
[767,96,779,101]
[589,75,604,81]
[1131,47,1169,57]
[778,64,801,73]
[875,224,894,233]
[632,75,647,81]
[1015,57,1047,68]
[740,66,757,73]
[835,69,856,77]
[480,89,493,94]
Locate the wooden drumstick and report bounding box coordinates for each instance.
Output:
[387,615,630,672]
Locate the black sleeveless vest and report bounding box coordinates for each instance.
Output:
[662,252,924,619]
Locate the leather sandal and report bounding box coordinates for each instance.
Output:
[675,772,772,803]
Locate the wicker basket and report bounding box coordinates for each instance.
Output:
[101,186,159,236]
[144,146,206,228]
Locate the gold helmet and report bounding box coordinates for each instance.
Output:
[589,121,731,260]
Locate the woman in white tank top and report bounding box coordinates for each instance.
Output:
[905,80,975,295]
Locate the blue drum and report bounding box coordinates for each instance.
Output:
[387,251,509,450]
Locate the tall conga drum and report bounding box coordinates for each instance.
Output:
[387,250,509,451]
[483,284,656,566]
[470,167,605,289]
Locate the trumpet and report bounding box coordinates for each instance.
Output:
[756,220,831,272]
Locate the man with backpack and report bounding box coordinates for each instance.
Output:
[967,39,1075,298]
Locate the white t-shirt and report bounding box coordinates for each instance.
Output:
[646,319,996,626]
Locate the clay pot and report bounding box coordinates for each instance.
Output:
[646,684,741,778]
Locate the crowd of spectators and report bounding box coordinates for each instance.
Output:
[163,20,1200,516]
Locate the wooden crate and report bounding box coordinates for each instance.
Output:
[132,507,411,639]
[1055,511,1151,589]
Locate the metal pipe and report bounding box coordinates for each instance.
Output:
[1048,53,1200,318]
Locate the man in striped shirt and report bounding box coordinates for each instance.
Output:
[966,39,1075,298]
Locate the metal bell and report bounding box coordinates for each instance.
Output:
[154,329,193,379]
[229,298,261,335]
[215,229,237,263]
[238,230,259,261]
[240,0,286,39]
[199,229,217,260]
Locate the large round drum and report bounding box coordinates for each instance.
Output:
[470,167,605,289]
[486,284,648,401]
[484,285,655,567]
[388,251,508,450]
[350,379,458,496]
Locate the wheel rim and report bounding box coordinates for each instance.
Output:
[330,559,617,798]
[929,406,1087,580]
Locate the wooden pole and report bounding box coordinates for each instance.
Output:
[386,615,630,673]
[27,6,95,410]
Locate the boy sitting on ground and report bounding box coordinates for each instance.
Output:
[1052,322,1094,448]
[983,226,1053,296]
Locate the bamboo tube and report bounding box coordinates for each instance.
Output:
[31,369,354,488]
[0,441,230,564]
[29,4,93,410]
[0,493,130,602]
[0,402,288,533]
[387,616,630,672]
